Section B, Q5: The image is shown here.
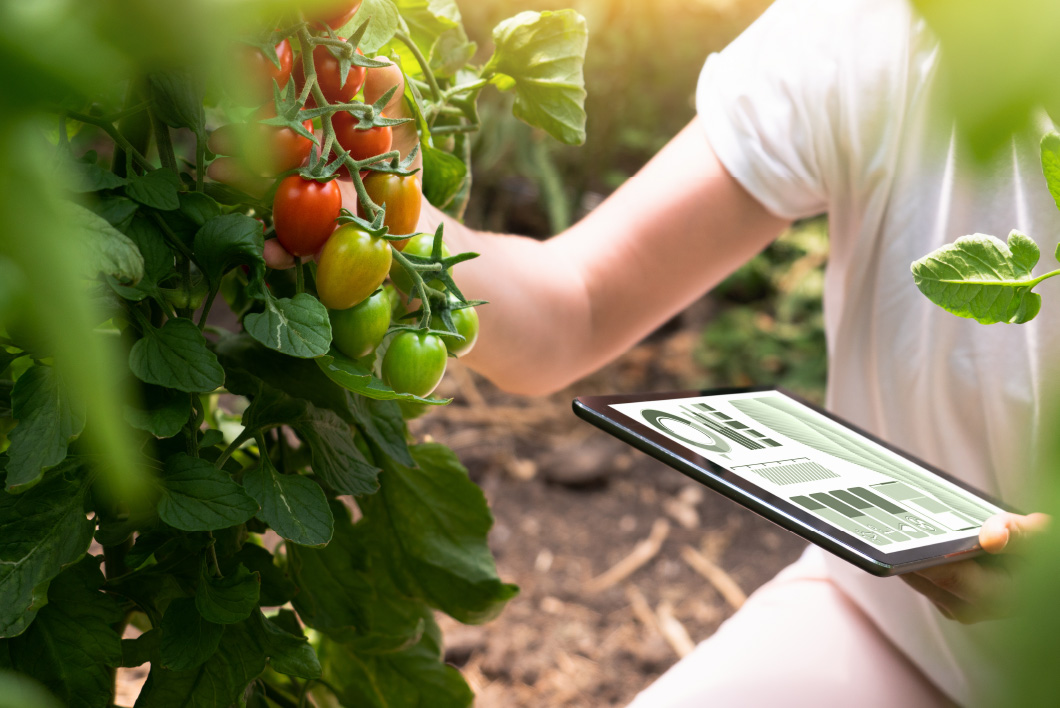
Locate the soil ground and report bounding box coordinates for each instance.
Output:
[413,303,808,707]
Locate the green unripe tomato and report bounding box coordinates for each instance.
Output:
[381,330,447,397]
[383,282,409,322]
[329,288,391,359]
[430,301,479,357]
[389,233,450,294]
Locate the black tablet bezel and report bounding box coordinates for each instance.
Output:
[573,386,1016,576]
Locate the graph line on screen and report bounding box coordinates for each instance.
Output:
[733,457,840,486]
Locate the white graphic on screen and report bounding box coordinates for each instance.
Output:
[611,391,1003,554]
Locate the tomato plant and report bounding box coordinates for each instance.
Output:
[391,231,450,293]
[333,110,393,162]
[330,288,391,359]
[382,330,448,397]
[364,170,422,245]
[238,38,293,102]
[0,3,587,707]
[433,297,480,357]
[316,223,391,309]
[209,118,314,175]
[294,42,366,107]
[272,175,342,256]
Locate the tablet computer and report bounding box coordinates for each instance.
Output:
[573,386,1013,576]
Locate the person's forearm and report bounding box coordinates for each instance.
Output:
[420,208,593,395]
[424,118,789,396]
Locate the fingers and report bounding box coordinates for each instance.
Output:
[900,572,977,623]
[263,239,296,270]
[979,512,1051,554]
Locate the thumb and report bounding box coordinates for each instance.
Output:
[979,512,1050,554]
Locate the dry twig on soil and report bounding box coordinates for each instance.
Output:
[680,545,747,609]
[585,519,670,593]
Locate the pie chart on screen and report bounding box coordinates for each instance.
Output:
[641,409,732,454]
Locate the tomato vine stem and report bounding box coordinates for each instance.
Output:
[66,110,154,173]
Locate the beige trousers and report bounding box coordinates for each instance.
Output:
[627,547,956,708]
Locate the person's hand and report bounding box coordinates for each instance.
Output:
[900,511,1050,624]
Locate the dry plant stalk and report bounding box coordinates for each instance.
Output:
[585,519,670,593]
[680,545,747,609]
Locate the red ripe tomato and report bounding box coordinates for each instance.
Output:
[333,112,393,164]
[305,0,363,29]
[239,39,293,104]
[272,176,342,257]
[294,42,366,108]
[363,172,421,245]
[208,119,313,176]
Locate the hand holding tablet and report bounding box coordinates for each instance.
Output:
[574,387,1014,576]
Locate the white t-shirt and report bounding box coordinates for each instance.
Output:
[697,0,1060,702]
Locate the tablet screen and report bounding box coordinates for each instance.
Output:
[610,390,1003,554]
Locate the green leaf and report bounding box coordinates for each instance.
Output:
[289,502,417,640]
[123,384,189,438]
[422,143,468,209]
[157,453,259,532]
[196,563,260,624]
[484,10,588,145]
[139,617,265,707]
[0,557,123,708]
[317,615,472,708]
[149,70,206,138]
[256,610,321,679]
[178,192,221,228]
[317,349,451,405]
[351,396,415,467]
[395,0,474,78]
[121,629,159,668]
[124,213,174,285]
[159,597,223,670]
[346,0,401,54]
[362,443,517,623]
[296,406,380,496]
[1042,133,1060,213]
[125,169,182,210]
[244,454,334,546]
[0,465,92,637]
[68,159,126,193]
[239,380,308,431]
[215,333,354,423]
[910,230,1049,324]
[232,544,296,607]
[64,201,145,284]
[6,364,86,492]
[192,213,265,288]
[129,317,226,393]
[89,194,138,230]
[244,293,333,359]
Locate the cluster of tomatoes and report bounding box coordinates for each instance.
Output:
[206,0,478,401]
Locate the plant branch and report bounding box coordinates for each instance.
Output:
[394,31,442,105]
[66,110,154,172]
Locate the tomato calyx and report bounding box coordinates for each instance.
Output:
[361,142,421,178]
[388,225,478,327]
[240,26,298,71]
